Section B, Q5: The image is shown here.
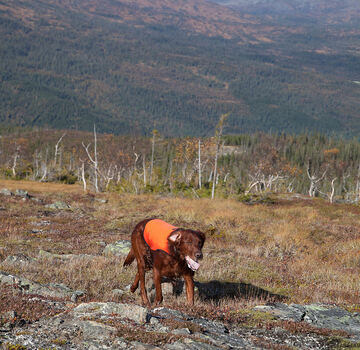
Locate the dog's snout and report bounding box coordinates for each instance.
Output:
[195,252,203,260]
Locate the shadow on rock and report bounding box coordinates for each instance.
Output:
[195,280,287,303]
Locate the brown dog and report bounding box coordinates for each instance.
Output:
[123,218,205,307]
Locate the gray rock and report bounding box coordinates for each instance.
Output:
[1,310,16,320]
[2,300,353,350]
[3,254,36,265]
[112,288,125,298]
[164,339,220,350]
[171,328,191,335]
[95,198,108,204]
[254,303,360,339]
[15,189,30,198]
[254,303,306,322]
[72,302,150,324]
[78,320,117,339]
[103,240,131,257]
[130,342,162,349]
[0,188,12,196]
[45,201,71,210]
[71,290,86,302]
[0,270,80,300]
[154,307,256,349]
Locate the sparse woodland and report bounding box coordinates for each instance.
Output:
[1,127,360,203]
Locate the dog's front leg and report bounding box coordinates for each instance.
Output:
[153,267,163,305]
[184,274,194,305]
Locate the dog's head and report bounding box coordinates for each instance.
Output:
[168,229,205,272]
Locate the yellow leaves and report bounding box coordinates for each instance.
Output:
[324,148,340,157]
[282,163,302,176]
[174,138,197,163]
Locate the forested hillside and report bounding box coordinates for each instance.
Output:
[1,128,360,203]
[1,0,360,136]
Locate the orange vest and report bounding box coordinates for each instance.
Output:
[143,219,178,254]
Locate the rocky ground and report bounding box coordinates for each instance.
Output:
[1,185,360,349]
[1,271,360,350]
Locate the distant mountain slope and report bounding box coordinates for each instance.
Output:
[0,0,360,136]
[210,0,360,24]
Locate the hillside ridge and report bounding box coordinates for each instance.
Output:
[0,0,360,136]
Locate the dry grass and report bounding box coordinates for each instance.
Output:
[0,179,83,194]
[1,180,360,325]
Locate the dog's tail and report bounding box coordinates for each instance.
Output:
[123,248,135,267]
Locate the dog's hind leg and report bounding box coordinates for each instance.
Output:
[138,264,150,307]
[130,272,140,293]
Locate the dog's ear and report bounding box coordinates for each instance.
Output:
[196,231,206,242]
[169,231,182,243]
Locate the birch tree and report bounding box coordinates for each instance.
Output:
[54,133,66,168]
[211,113,228,199]
[82,124,99,192]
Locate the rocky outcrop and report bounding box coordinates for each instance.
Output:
[2,299,350,350]
[0,188,12,196]
[254,303,360,340]
[45,201,72,210]
[1,272,360,349]
[0,271,84,302]
[103,240,131,257]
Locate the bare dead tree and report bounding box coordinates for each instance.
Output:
[211,113,228,199]
[82,125,99,192]
[319,177,337,203]
[79,159,87,192]
[40,148,49,182]
[103,164,116,189]
[54,133,66,167]
[307,163,327,197]
[356,164,360,202]
[142,153,147,186]
[11,145,20,177]
[198,139,202,189]
[149,129,158,186]
[330,178,337,203]
[33,150,40,179]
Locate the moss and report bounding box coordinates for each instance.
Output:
[3,344,28,350]
[325,336,360,349]
[51,338,67,345]
[231,309,277,328]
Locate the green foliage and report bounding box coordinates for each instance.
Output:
[0,168,13,178]
[238,193,275,205]
[56,170,77,184]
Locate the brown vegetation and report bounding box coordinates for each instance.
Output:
[0,179,360,325]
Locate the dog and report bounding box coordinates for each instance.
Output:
[123,218,205,307]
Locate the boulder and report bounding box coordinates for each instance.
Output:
[254,303,360,339]
[3,254,36,265]
[103,240,131,257]
[15,189,30,198]
[0,188,12,196]
[45,201,71,210]
[72,302,150,324]
[0,271,84,301]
